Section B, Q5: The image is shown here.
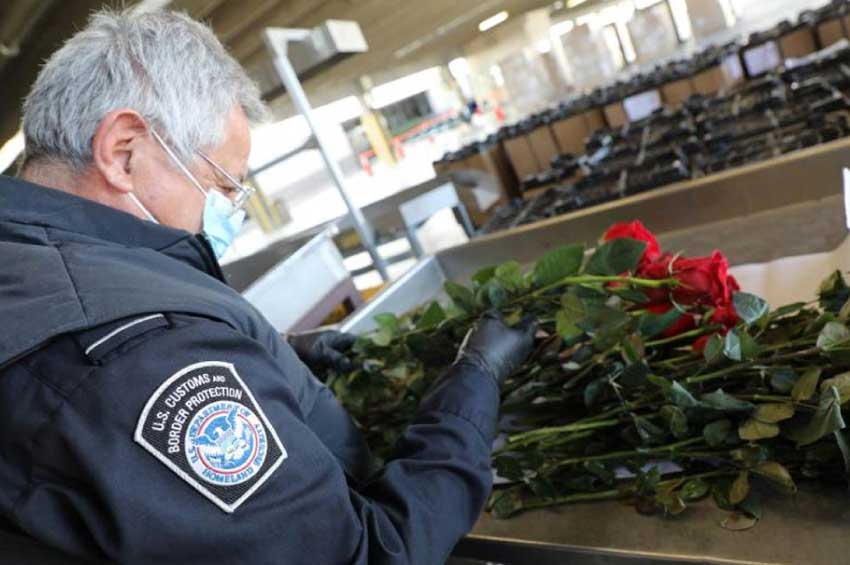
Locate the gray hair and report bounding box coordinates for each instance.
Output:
[21,9,268,170]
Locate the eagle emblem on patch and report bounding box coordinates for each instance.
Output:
[134,361,287,513]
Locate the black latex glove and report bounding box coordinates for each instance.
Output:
[287,329,358,375]
[454,311,537,386]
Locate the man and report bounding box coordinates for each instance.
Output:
[0,9,535,564]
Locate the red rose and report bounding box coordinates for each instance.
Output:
[603,220,662,265]
[711,302,739,328]
[692,334,711,353]
[670,251,733,306]
[646,303,696,337]
[636,253,673,304]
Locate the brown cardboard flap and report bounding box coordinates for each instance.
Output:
[661,79,694,107]
[583,108,607,133]
[779,27,818,59]
[817,18,846,48]
[691,65,724,95]
[603,102,628,128]
[551,115,588,156]
[527,126,561,172]
[502,136,540,181]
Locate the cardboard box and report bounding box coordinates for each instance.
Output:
[550,115,588,156]
[691,65,725,95]
[466,145,521,200]
[502,135,540,182]
[779,27,818,59]
[527,126,561,172]
[583,107,607,133]
[661,78,694,107]
[817,18,846,48]
[603,102,628,129]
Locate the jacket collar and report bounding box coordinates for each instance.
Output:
[0,174,224,280]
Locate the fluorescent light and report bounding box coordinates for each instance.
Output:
[0,130,24,173]
[478,11,509,32]
[566,0,587,7]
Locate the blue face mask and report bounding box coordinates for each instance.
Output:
[202,190,246,259]
[129,129,247,260]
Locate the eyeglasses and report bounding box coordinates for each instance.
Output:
[196,151,255,211]
[150,128,255,213]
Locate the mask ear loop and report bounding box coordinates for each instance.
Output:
[128,192,159,224]
[149,128,209,198]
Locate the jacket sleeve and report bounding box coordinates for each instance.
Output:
[261,332,376,483]
[12,313,499,565]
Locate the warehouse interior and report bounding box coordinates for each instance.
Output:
[3,0,850,563]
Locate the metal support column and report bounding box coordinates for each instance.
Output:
[264,29,390,281]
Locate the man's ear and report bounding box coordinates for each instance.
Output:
[91,109,149,194]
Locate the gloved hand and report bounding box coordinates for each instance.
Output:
[454,311,537,386]
[287,329,358,374]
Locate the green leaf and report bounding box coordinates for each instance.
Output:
[723,330,742,361]
[729,471,750,504]
[371,313,399,346]
[660,405,689,438]
[484,281,510,308]
[817,321,850,350]
[584,377,609,408]
[752,461,797,493]
[654,491,687,516]
[739,331,759,359]
[585,238,647,276]
[612,287,650,304]
[770,368,798,394]
[739,419,780,441]
[533,244,584,287]
[633,414,667,445]
[636,465,662,496]
[730,445,769,467]
[489,489,524,519]
[818,270,850,314]
[791,367,821,401]
[471,265,497,286]
[787,385,847,447]
[732,292,769,325]
[556,293,586,341]
[679,479,710,501]
[703,333,725,364]
[703,419,733,447]
[754,403,796,424]
[772,302,807,318]
[494,261,526,293]
[416,301,446,330]
[578,303,630,335]
[621,333,645,364]
[637,307,682,339]
[721,512,758,531]
[819,371,850,404]
[444,281,477,314]
[670,381,699,409]
[700,389,755,413]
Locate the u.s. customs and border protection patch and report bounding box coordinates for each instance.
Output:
[134,361,287,513]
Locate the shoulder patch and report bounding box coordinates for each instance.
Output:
[134,361,287,513]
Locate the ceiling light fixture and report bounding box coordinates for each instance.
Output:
[478,11,509,32]
[566,0,588,8]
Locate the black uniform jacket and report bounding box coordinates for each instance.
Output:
[0,175,499,564]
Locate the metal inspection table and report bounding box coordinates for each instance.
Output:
[339,137,850,563]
